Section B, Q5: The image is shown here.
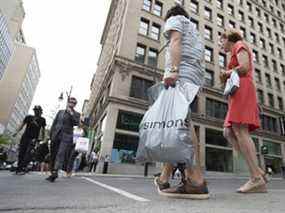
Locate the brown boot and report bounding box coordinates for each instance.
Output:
[160,179,210,199]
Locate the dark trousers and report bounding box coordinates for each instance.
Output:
[50,133,73,173]
[65,145,78,173]
[17,137,35,171]
[89,160,98,172]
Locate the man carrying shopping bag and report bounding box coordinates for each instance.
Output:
[137,4,209,199]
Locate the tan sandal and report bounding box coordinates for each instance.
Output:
[237,177,267,193]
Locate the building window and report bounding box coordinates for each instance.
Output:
[253,50,259,63]
[255,69,262,83]
[135,44,146,64]
[216,0,223,9]
[281,64,285,76]
[205,69,214,87]
[240,27,246,39]
[217,14,224,27]
[280,23,284,33]
[227,4,234,16]
[272,19,277,28]
[219,53,226,67]
[246,1,252,11]
[206,129,231,147]
[259,38,266,49]
[150,23,160,40]
[206,98,228,119]
[266,28,272,38]
[112,133,139,164]
[130,76,154,100]
[250,33,256,44]
[265,73,272,87]
[139,18,149,36]
[238,0,243,6]
[204,7,212,20]
[206,129,233,172]
[270,5,274,13]
[190,0,199,14]
[275,33,280,43]
[204,26,213,40]
[148,48,158,67]
[275,78,281,91]
[153,1,163,16]
[256,8,261,17]
[268,93,275,108]
[264,13,269,23]
[277,48,283,59]
[238,11,244,22]
[277,97,284,110]
[268,43,275,55]
[262,55,269,67]
[0,14,13,80]
[206,147,233,172]
[261,115,278,133]
[116,111,143,132]
[205,47,213,62]
[257,89,264,104]
[257,22,263,34]
[272,60,277,73]
[143,0,152,12]
[190,18,199,30]
[229,20,235,29]
[248,17,254,28]
[263,140,282,156]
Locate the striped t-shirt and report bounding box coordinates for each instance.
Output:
[163,15,205,87]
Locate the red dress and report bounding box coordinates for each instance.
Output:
[224,41,260,132]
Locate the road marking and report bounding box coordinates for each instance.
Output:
[81,177,150,202]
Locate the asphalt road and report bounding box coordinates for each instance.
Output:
[0,171,285,213]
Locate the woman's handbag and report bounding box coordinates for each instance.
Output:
[224,70,240,96]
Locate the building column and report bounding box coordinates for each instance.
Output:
[281,143,285,165]
[199,126,206,170]
[99,104,118,160]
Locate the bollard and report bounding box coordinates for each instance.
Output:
[144,162,149,177]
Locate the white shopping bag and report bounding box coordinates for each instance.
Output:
[136,81,198,166]
[75,137,89,153]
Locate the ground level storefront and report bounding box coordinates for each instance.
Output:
[93,103,285,177]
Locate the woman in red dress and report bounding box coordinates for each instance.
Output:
[220,30,267,193]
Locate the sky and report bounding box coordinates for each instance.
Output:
[22,0,111,125]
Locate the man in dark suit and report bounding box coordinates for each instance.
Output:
[46,97,80,182]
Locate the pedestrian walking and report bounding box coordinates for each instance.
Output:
[89,151,98,173]
[220,30,267,193]
[46,97,80,182]
[35,140,49,175]
[13,105,46,175]
[152,4,209,199]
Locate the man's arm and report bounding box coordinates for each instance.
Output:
[169,30,182,68]
[164,30,182,86]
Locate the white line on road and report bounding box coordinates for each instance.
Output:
[81,177,150,202]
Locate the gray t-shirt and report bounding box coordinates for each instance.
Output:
[163,15,205,87]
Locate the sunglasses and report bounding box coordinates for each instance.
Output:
[69,101,77,104]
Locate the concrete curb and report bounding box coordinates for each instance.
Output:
[73,172,284,181]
